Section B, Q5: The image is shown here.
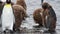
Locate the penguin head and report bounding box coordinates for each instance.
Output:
[42,2,49,9]
[6,0,11,4]
[42,2,52,9]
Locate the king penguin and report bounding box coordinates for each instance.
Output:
[1,0,15,32]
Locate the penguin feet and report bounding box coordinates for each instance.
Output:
[13,28,20,33]
[3,29,14,34]
[48,30,56,33]
[44,30,56,33]
[43,30,50,33]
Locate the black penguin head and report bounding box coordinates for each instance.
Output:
[42,2,52,9]
[42,2,49,9]
[6,0,11,4]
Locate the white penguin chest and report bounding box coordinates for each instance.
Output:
[1,4,14,26]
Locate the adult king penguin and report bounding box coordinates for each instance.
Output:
[1,0,15,32]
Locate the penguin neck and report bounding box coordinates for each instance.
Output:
[6,2,11,4]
